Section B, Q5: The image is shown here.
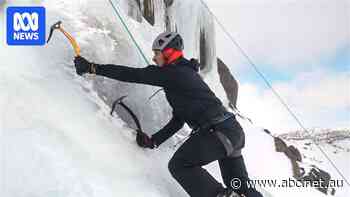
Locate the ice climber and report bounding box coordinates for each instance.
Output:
[73,31,264,197]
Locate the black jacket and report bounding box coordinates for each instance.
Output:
[95,57,227,146]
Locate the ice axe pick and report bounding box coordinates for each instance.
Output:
[47,21,81,56]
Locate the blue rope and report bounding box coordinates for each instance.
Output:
[107,0,150,65]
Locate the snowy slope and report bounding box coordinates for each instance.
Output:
[0,1,186,196]
[279,129,350,197]
[1,0,349,197]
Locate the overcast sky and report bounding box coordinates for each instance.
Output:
[205,0,349,132]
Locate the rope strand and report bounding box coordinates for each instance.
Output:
[107,0,150,65]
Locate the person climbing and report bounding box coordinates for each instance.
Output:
[73,31,263,197]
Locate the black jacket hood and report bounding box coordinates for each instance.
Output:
[169,57,200,72]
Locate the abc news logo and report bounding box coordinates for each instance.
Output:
[6,6,45,45]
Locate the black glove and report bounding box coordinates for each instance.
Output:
[74,56,96,76]
[136,132,156,149]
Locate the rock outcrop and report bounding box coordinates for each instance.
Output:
[217,58,238,108]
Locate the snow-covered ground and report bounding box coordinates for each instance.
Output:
[279,129,350,197]
[0,0,349,197]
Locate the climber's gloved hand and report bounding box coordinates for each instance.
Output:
[136,132,156,149]
[74,56,97,76]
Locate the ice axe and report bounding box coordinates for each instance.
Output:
[110,95,143,134]
[47,21,81,56]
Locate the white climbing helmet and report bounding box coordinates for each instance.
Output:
[152,31,184,51]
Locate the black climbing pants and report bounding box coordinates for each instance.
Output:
[168,117,263,197]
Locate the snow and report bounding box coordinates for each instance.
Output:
[284,138,350,197]
[1,1,184,196]
[0,39,184,196]
[1,0,349,197]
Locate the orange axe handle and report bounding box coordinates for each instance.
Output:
[58,27,80,56]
